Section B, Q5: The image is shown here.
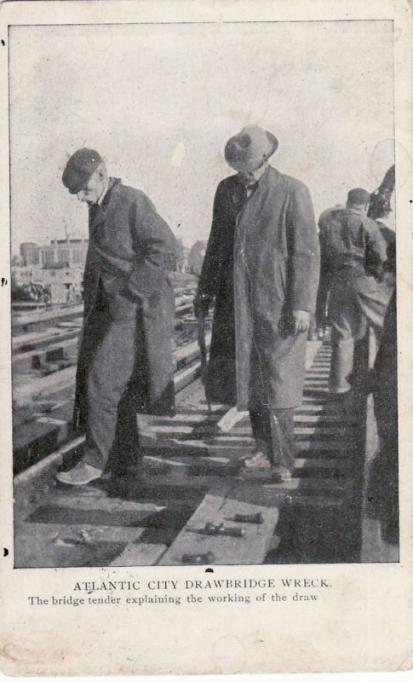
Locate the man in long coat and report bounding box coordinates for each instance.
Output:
[56,148,177,485]
[195,126,320,478]
[318,188,390,394]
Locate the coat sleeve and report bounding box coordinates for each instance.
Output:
[318,214,335,278]
[364,219,387,278]
[82,243,100,320]
[286,182,320,312]
[197,183,225,299]
[125,193,178,301]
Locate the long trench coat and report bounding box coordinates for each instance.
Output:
[198,166,320,411]
[73,178,177,429]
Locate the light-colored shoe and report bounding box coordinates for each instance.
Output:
[55,462,103,486]
[241,445,272,470]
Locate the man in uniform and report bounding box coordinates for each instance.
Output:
[56,149,177,485]
[195,126,320,479]
[318,188,388,395]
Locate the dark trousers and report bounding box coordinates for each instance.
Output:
[249,406,295,469]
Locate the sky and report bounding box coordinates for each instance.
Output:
[9,20,395,252]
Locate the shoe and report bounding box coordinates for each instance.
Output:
[241,451,272,469]
[328,389,351,400]
[240,440,272,470]
[271,464,293,482]
[55,462,103,486]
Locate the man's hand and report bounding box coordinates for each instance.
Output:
[292,310,310,334]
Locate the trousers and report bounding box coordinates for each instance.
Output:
[82,311,140,473]
[249,406,295,469]
[328,274,390,393]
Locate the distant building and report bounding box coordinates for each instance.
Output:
[19,237,89,268]
[14,234,185,305]
[13,237,89,305]
[39,238,89,268]
[12,266,38,287]
[20,242,40,266]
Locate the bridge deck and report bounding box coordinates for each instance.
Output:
[14,340,365,568]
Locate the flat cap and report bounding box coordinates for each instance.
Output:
[62,148,104,194]
[347,188,371,206]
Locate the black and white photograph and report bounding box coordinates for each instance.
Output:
[7,16,402,570]
[1,0,413,676]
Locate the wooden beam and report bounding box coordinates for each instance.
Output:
[159,481,281,566]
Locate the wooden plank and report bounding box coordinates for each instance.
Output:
[148,411,225,427]
[12,327,78,352]
[294,414,358,424]
[174,362,201,391]
[13,337,204,413]
[294,425,352,436]
[13,366,77,404]
[12,336,80,369]
[158,481,280,565]
[305,366,330,372]
[137,469,348,495]
[142,437,354,459]
[14,435,85,486]
[302,396,334,404]
[13,399,75,456]
[142,423,349,438]
[305,381,329,387]
[295,440,354,451]
[111,543,167,566]
[292,457,351,470]
[143,438,252,457]
[174,333,211,365]
[143,451,351,475]
[12,304,83,329]
[296,403,344,413]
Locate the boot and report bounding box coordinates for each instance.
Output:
[329,337,354,394]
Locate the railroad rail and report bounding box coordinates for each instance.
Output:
[11,274,197,333]
[12,282,212,470]
[13,336,374,568]
[12,277,394,567]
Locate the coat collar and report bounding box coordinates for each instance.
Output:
[230,165,281,208]
[89,178,121,232]
[234,164,280,192]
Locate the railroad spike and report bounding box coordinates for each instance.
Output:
[202,522,246,538]
[181,551,215,564]
[232,512,264,525]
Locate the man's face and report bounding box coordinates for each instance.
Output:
[76,165,107,204]
[238,161,268,187]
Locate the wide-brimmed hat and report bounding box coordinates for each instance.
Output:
[62,148,104,194]
[225,126,279,172]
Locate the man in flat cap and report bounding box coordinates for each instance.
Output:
[56,148,177,485]
[195,126,320,479]
[318,187,389,395]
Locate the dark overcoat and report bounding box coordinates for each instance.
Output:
[74,178,177,428]
[198,166,320,410]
